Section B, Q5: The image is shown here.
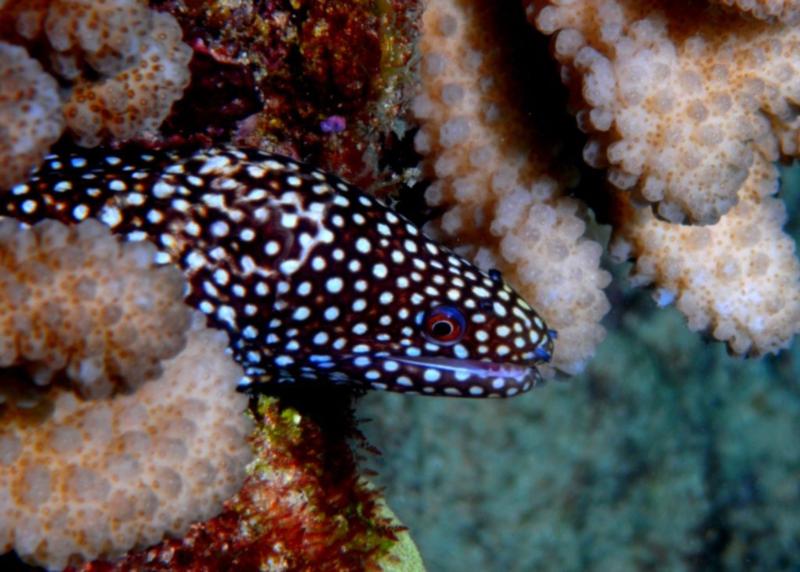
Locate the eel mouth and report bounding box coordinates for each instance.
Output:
[390,355,541,388]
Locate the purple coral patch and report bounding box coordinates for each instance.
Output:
[320,115,347,134]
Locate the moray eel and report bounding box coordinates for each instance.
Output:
[1,146,555,397]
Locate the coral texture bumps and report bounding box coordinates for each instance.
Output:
[414,0,611,375]
[0,0,192,187]
[0,221,252,569]
[523,0,800,357]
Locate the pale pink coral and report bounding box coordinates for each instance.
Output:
[0,219,191,397]
[523,0,800,357]
[0,41,63,189]
[59,8,192,146]
[610,156,800,356]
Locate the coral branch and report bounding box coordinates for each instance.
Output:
[0,219,190,397]
[527,0,800,356]
[413,0,611,375]
[0,221,251,569]
[0,42,63,189]
[0,0,191,184]
[610,155,800,355]
[710,0,800,21]
[528,0,800,224]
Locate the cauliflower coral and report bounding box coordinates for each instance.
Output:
[522,0,800,357]
[413,0,800,366]
[529,0,800,225]
[0,220,252,570]
[0,0,192,188]
[413,0,611,375]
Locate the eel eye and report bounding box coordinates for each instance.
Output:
[488,268,503,283]
[423,305,466,345]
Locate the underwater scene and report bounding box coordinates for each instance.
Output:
[362,163,800,570]
[1,0,799,570]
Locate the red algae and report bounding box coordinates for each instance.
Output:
[61,395,412,572]
[153,0,420,187]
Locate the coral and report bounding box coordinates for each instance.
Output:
[413,0,611,375]
[0,41,64,189]
[68,396,424,572]
[60,9,192,146]
[514,0,800,357]
[0,0,192,184]
[710,0,800,21]
[528,0,800,224]
[610,155,800,356]
[1,0,799,568]
[0,219,190,397]
[0,0,423,194]
[0,221,251,570]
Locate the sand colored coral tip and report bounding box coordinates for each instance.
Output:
[528,0,800,224]
[525,0,800,355]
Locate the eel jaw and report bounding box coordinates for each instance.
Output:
[244,355,544,398]
[388,355,543,397]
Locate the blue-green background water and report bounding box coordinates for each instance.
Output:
[357,164,800,571]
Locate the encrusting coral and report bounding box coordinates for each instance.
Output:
[0,0,192,187]
[0,220,252,570]
[413,0,611,375]
[156,0,418,188]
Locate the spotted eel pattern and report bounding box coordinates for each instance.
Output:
[1,146,555,397]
